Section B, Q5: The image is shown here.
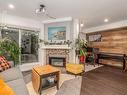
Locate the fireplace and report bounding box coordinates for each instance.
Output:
[49,57,66,67]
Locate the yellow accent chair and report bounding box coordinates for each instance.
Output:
[66,63,84,75]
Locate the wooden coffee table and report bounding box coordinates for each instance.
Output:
[32,65,60,95]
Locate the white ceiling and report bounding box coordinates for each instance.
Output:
[0,0,127,28]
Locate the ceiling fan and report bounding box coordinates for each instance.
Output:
[35,4,56,19]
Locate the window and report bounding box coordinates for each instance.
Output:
[1,28,19,45]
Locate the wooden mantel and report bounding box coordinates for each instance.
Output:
[41,45,71,50]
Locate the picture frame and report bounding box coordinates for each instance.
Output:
[48,26,66,41]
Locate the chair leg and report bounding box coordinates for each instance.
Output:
[81,70,85,76]
[93,63,95,67]
[123,66,127,72]
[93,59,96,67]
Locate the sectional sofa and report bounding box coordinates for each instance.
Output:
[0,67,29,95]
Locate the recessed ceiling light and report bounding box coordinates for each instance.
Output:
[104,18,109,22]
[8,4,15,9]
[80,23,84,27]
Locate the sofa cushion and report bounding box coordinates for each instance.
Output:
[7,79,29,95]
[0,67,23,82]
[0,79,15,95]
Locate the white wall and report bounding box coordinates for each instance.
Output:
[38,23,45,65]
[72,19,80,63]
[85,19,127,33]
[0,14,41,29]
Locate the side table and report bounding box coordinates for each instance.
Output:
[32,65,60,95]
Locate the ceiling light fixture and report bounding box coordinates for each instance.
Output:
[104,18,109,22]
[35,4,56,19]
[35,5,45,13]
[8,4,15,9]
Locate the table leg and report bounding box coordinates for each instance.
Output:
[56,72,60,90]
[96,55,99,65]
[39,77,42,95]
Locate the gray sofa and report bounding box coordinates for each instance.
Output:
[0,67,29,95]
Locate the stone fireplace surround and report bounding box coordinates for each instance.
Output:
[46,49,69,67]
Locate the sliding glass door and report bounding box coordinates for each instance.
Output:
[0,26,39,64]
[21,30,39,63]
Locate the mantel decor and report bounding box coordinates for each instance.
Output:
[39,39,72,47]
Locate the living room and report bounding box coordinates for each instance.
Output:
[0,0,127,95]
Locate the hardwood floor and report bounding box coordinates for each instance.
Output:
[80,66,127,95]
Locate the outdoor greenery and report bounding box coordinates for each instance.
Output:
[0,38,20,66]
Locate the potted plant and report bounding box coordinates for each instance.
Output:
[0,38,20,66]
[75,38,87,63]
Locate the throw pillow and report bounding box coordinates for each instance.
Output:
[0,79,15,95]
[0,56,11,72]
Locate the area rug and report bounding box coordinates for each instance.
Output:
[26,74,76,95]
[26,65,102,95]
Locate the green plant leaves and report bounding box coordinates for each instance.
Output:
[75,38,87,56]
[0,38,20,66]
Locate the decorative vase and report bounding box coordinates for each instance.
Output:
[80,55,85,63]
